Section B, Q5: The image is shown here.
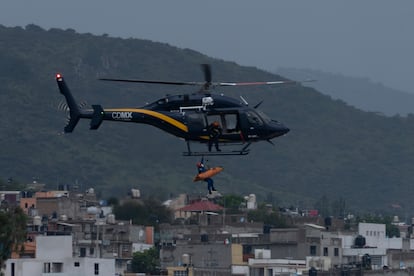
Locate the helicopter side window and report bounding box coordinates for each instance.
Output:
[206,114,239,133]
[207,115,221,127]
[246,111,264,126]
[223,114,239,133]
[188,113,207,128]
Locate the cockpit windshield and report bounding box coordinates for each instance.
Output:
[246,111,264,126]
[255,110,273,124]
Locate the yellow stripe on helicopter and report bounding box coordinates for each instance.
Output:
[106,108,188,132]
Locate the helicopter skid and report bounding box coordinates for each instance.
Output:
[183,150,249,156]
[184,141,251,156]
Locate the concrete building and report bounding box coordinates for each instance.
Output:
[248,249,307,276]
[5,235,115,276]
[6,185,154,276]
[160,215,414,275]
[47,218,153,274]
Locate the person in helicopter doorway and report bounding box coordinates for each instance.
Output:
[207,121,222,152]
[196,157,217,194]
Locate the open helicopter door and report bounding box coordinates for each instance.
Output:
[183,111,250,156]
[206,113,240,135]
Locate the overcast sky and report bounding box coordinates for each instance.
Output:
[1,1,414,92]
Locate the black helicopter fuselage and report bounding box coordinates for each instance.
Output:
[141,93,289,143]
[57,74,289,151]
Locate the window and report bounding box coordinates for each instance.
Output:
[323,247,328,256]
[94,263,99,275]
[187,113,206,128]
[207,115,221,126]
[310,245,316,256]
[51,263,63,273]
[223,114,238,132]
[74,262,80,267]
[246,111,263,126]
[43,263,51,273]
[173,270,188,276]
[90,247,95,256]
[334,248,339,257]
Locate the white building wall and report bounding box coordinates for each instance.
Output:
[132,243,152,253]
[343,247,387,256]
[81,258,115,276]
[8,260,44,276]
[248,258,307,274]
[6,258,115,276]
[339,234,355,248]
[36,235,73,259]
[342,247,388,268]
[5,235,115,276]
[386,237,403,249]
[358,223,403,250]
[358,223,386,247]
[232,265,249,275]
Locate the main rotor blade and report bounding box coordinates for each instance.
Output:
[99,78,203,86]
[217,79,315,86]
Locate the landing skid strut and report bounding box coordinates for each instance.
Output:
[183,141,251,156]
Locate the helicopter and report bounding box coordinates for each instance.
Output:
[56,64,304,156]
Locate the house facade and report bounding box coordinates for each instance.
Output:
[5,235,115,276]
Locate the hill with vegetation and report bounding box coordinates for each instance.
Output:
[2,24,414,216]
[275,67,414,116]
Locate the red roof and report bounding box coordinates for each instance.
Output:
[179,200,224,212]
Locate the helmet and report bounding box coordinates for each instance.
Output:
[196,162,203,167]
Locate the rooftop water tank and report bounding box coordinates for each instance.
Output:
[107,214,116,224]
[33,215,41,226]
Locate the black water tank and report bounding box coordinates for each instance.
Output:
[263,224,272,234]
[309,267,317,276]
[324,217,332,226]
[354,235,366,248]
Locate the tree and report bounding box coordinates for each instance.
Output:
[247,203,289,228]
[106,196,119,206]
[331,197,346,218]
[314,195,330,217]
[131,247,159,275]
[217,194,245,214]
[0,206,27,271]
[113,197,173,226]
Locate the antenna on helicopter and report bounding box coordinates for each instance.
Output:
[240,95,249,106]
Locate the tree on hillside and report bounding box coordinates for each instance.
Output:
[314,195,330,217]
[0,178,25,191]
